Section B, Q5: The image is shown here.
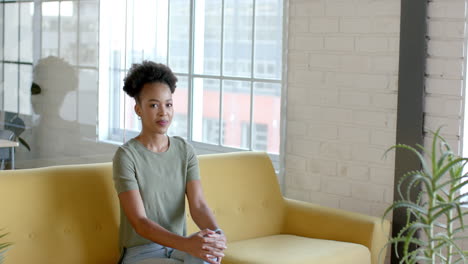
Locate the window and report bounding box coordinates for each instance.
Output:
[0,0,99,125]
[0,1,35,117]
[98,0,284,155]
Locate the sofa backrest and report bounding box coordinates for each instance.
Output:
[0,163,120,264]
[189,152,285,242]
[0,151,285,263]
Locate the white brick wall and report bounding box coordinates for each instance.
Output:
[426,0,467,250]
[286,0,468,255]
[426,0,466,146]
[285,0,400,222]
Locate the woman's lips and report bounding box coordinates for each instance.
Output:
[157,120,169,126]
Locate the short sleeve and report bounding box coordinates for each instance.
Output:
[113,147,139,194]
[186,142,200,182]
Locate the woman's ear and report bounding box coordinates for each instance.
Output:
[134,103,141,117]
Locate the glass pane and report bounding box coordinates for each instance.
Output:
[223,0,253,78]
[123,91,137,133]
[222,80,251,149]
[254,0,283,80]
[78,69,98,125]
[155,0,169,64]
[193,0,222,75]
[0,4,4,63]
[132,0,154,63]
[109,70,126,143]
[168,75,188,138]
[0,63,3,111]
[60,1,78,65]
[253,82,280,153]
[168,0,190,74]
[124,0,136,67]
[59,85,77,122]
[4,64,18,113]
[42,1,60,57]
[79,0,99,67]
[5,3,19,61]
[20,2,34,63]
[192,78,220,145]
[19,64,32,115]
[108,0,126,70]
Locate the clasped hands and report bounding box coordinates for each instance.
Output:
[185,229,227,264]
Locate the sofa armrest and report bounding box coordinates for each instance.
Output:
[282,198,390,264]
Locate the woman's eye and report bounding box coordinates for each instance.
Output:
[167,103,173,107]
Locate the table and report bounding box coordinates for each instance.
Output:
[0,139,19,170]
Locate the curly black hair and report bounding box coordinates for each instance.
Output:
[123,61,177,102]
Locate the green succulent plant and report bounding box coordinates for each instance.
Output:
[382,128,468,264]
[0,231,12,264]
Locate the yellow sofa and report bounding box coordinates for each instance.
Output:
[0,152,390,264]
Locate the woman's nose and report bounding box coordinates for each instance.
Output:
[159,106,168,116]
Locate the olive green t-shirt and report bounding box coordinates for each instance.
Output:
[112,136,200,251]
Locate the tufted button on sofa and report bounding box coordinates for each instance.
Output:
[0,152,390,264]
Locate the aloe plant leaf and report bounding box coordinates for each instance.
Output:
[385,144,431,176]
[404,173,431,201]
[396,170,426,199]
[434,157,468,183]
[434,234,466,261]
[436,171,468,193]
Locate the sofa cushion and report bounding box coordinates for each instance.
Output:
[222,234,371,264]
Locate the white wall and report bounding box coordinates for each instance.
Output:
[285,0,400,218]
[285,0,468,257]
[426,0,468,250]
[426,0,466,153]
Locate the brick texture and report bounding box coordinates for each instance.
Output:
[285,0,400,225]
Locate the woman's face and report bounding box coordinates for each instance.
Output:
[135,82,173,135]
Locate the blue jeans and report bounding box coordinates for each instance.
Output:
[121,243,211,264]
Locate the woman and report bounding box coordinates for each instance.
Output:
[113,61,227,264]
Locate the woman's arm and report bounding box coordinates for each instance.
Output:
[118,189,223,263]
[186,180,219,231]
[186,180,227,256]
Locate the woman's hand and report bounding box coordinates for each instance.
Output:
[207,231,227,263]
[184,229,227,264]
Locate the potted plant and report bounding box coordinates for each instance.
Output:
[0,230,11,264]
[383,128,468,263]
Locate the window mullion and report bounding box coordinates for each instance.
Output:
[17,2,20,114]
[122,0,129,143]
[220,0,224,77]
[58,0,61,57]
[33,0,41,63]
[1,2,4,112]
[249,0,256,151]
[77,0,80,66]
[187,0,195,142]
[76,0,81,123]
[217,0,225,147]
[218,79,223,146]
[166,0,170,66]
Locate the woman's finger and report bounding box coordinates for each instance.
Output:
[202,245,225,256]
[200,253,220,264]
